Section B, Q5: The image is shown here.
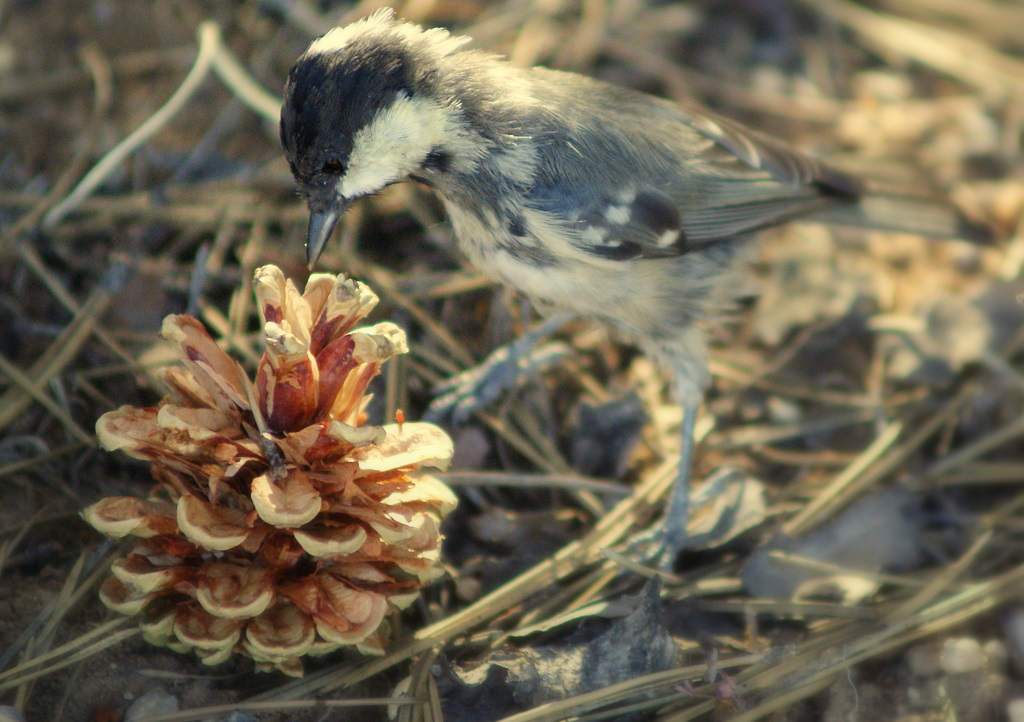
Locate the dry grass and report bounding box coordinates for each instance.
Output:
[1,0,1023,720]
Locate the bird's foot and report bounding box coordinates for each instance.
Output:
[622,468,693,571]
[622,466,765,572]
[426,315,572,425]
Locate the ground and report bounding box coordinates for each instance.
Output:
[1,1,1023,720]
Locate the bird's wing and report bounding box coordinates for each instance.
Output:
[672,107,866,244]
[680,108,990,242]
[526,169,844,262]
[524,92,862,259]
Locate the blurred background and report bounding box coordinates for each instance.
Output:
[1,1,1023,720]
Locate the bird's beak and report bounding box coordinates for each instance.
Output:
[305,204,347,268]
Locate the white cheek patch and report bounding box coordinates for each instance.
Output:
[339,95,457,200]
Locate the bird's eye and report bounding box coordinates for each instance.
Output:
[321,158,346,175]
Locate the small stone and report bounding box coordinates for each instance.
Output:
[941,637,985,675]
[124,687,179,721]
[1007,699,1024,722]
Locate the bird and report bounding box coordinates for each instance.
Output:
[279,9,991,562]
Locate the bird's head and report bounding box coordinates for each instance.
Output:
[280,10,474,267]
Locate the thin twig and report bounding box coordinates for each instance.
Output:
[42,21,281,230]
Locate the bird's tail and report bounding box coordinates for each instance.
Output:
[807,189,994,244]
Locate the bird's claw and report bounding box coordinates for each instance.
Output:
[426,334,571,425]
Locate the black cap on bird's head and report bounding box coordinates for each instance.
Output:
[281,33,415,266]
[280,10,471,267]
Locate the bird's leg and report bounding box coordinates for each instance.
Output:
[659,398,699,559]
[628,335,709,569]
[426,313,573,425]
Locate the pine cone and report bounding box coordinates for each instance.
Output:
[84,265,456,676]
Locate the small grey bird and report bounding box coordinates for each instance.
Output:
[279,10,990,560]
